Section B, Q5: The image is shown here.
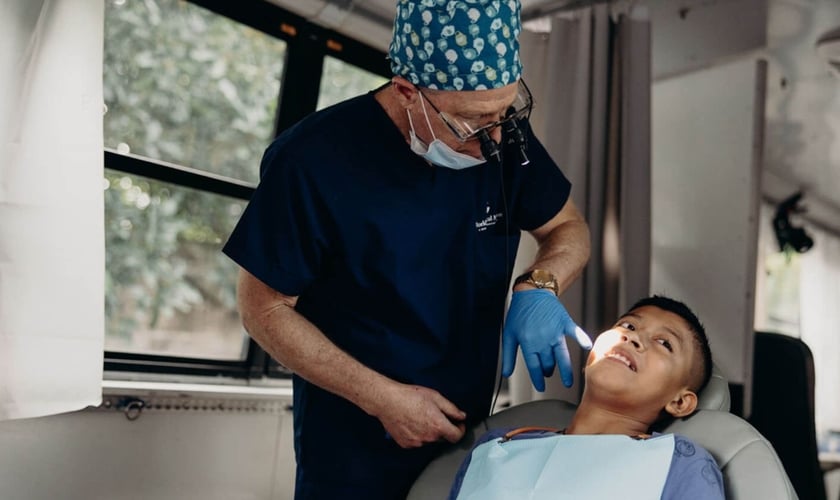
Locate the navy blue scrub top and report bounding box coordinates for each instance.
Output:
[223,90,572,496]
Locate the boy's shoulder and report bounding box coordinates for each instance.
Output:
[660,433,725,499]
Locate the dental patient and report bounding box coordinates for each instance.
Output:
[449,295,725,499]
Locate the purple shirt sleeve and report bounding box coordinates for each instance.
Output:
[661,434,726,499]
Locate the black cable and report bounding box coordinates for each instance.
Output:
[490,137,509,416]
[489,114,533,415]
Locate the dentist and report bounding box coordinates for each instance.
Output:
[224,0,591,498]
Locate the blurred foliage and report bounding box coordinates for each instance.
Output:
[318,55,388,110]
[103,170,243,343]
[103,0,285,183]
[102,0,280,348]
[102,0,387,354]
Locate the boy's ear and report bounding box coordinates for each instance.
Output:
[664,389,698,418]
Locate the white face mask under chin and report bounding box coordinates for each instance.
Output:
[407,96,485,170]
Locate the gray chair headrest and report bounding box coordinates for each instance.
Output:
[696,363,730,412]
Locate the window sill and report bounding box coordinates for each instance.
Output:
[102,378,293,399]
[96,378,293,417]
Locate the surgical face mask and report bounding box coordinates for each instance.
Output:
[407,96,485,170]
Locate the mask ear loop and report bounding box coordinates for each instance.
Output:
[418,93,439,142]
[406,108,417,135]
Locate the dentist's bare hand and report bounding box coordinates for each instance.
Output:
[373,383,466,449]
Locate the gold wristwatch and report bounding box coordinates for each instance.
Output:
[513,269,559,297]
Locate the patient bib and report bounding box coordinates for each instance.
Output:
[456,432,675,500]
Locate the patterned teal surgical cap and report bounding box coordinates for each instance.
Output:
[388,0,522,91]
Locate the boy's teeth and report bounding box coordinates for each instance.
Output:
[607,352,634,371]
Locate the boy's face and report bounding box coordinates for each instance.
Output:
[584,305,699,419]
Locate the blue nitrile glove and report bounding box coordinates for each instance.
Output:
[501,289,593,391]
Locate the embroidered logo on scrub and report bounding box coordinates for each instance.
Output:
[476,202,504,232]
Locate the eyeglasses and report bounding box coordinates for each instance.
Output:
[419,79,533,143]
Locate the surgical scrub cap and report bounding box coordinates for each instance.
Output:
[388,0,523,91]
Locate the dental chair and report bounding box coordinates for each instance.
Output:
[407,365,797,499]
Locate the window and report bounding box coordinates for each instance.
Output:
[103,0,390,378]
[756,204,802,336]
[104,0,284,185]
[317,55,389,110]
[103,170,247,360]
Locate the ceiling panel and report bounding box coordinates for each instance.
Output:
[268,0,587,50]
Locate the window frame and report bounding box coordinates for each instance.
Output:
[103,0,391,380]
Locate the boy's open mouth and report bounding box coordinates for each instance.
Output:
[605,350,636,372]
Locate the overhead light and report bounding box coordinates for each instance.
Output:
[816,26,840,78]
[773,192,814,254]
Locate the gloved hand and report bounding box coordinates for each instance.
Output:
[501,289,592,391]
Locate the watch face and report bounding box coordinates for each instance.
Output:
[531,269,553,284]
[528,269,558,295]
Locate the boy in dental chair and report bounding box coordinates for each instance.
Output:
[448,296,725,499]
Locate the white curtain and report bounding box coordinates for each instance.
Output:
[800,225,840,436]
[508,6,651,406]
[0,0,105,421]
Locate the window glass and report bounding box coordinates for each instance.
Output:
[756,205,801,335]
[103,0,286,184]
[317,55,389,110]
[760,252,801,335]
[104,170,247,360]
